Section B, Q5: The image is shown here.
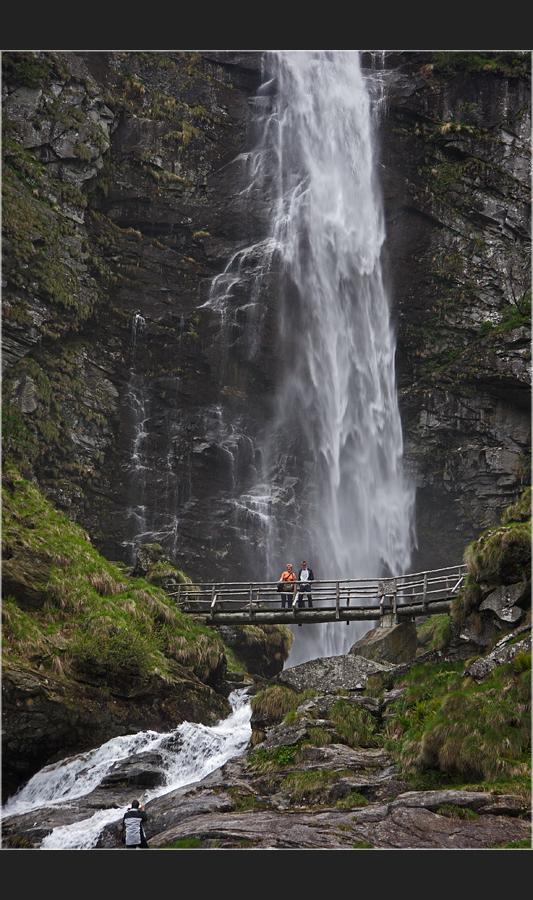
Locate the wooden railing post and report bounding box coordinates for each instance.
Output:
[249,583,253,622]
[345,584,351,625]
[336,582,340,619]
[422,572,427,613]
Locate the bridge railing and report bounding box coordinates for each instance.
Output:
[168,564,467,618]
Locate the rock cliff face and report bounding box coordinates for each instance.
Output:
[2,50,531,582]
[372,51,531,567]
[2,51,267,581]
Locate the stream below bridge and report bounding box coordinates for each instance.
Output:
[1,690,252,850]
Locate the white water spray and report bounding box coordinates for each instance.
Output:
[122,51,415,664]
[220,51,415,662]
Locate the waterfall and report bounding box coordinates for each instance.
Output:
[2,690,252,850]
[207,51,415,663]
[119,51,415,663]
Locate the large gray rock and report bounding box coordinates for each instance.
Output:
[464,634,531,683]
[389,789,526,815]
[479,582,528,623]
[274,653,394,694]
[349,620,418,665]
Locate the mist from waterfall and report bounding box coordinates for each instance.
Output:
[232,51,415,662]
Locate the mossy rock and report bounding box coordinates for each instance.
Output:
[465,523,531,586]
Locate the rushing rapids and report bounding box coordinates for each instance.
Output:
[2,691,252,850]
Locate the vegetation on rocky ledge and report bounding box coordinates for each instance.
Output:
[248,648,530,807]
[2,466,225,681]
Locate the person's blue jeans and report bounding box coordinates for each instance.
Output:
[281,589,294,609]
[298,584,313,607]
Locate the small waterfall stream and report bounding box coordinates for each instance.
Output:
[2,690,252,850]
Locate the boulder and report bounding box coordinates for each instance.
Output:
[99,751,169,790]
[274,653,394,694]
[464,634,531,683]
[479,582,528,624]
[215,624,292,681]
[389,789,527,816]
[349,620,418,665]
[458,615,498,649]
[132,543,180,581]
[1,545,53,609]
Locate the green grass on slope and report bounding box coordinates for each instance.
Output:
[1,464,226,683]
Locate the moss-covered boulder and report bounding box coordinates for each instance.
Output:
[450,489,531,646]
[215,623,294,680]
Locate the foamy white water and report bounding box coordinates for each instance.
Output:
[115,51,414,667]
[207,51,415,663]
[2,690,252,850]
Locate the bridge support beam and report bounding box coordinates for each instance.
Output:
[195,609,383,626]
[188,598,454,628]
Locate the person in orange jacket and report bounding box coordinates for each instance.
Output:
[278,563,296,609]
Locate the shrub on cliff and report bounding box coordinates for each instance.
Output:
[502,487,532,525]
[251,684,314,728]
[464,488,531,586]
[450,489,531,630]
[416,613,453,652]
[384,492,531,794]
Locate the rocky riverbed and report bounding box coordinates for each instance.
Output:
[3,639,530,851]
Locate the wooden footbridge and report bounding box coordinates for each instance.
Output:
[169,564,467,627]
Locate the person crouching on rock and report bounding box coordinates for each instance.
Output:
[279,563,296,609]
[123,799,149,848]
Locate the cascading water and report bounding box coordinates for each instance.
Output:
[2,690,252,850]
[207,51,415,664]
[123,313,182,564]
[118,51,414,662]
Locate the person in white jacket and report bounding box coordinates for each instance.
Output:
[297,561,314,608]
[123,799,149,848]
